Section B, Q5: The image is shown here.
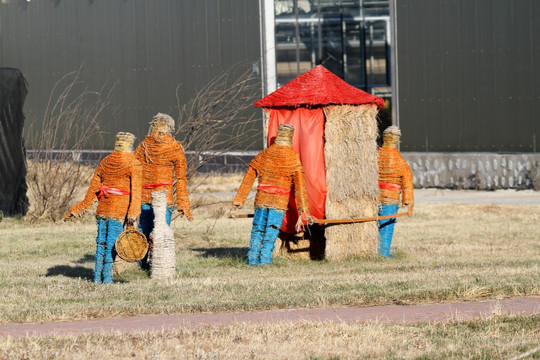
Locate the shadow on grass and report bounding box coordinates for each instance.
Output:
[191,247,248,259]
[46,264,93,280]
[74,253,95,264]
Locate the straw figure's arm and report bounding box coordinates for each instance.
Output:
[63,166,102,220]
[133,142,146,167]
[293,167,310,220]
[126,161,143,225]
[400,156,414,215]
[174,143,193,221]
[232,166,257,209]
[233,151,264,209]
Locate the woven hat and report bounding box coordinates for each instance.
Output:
[114,132,136,152]
[150,113,175,134]
[115,228,149,261]
[274,124,294,145]
[383,125,401,137]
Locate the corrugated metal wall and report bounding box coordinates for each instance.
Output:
[394,0,540,152]
[0,0,261,149]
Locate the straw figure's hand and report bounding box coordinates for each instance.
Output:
[62,212,75,222]
[307,215,315,225]
[407,203,414,216]
[184,208,194,222]
[228,202,242,218]
[63,205,83,222]
[178,208,194,222]
[125,217,137,229]
[232,201,243,209]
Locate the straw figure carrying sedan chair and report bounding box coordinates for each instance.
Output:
[134,113,193,270]
[378,125,414,257]
[253,65,385,261]
[64,132,142,284]
[232,124,311,266]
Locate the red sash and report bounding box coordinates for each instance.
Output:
[98,184,131,198]
[143,181,174,189]
[257,184,290,196]
[378,182,401,191]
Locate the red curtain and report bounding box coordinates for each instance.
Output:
[267,107,327,233]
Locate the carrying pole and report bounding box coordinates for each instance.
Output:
[230,212,411,223]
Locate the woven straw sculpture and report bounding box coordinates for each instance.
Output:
[64,132,142,283]
[149,190,176,279]
[323,104,380,260]
[233,124,311,265]
[378,126,414,206]
[234,126,309,214]
[135,113,191,218]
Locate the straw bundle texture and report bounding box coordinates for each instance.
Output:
[149,190,176,279]
[323,104,380,260]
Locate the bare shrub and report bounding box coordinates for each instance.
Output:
[175,63,262,180]
[25,69,113,222]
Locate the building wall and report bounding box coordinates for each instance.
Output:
[0,0,262,149]
[403,153,540,190]
[394,0,540,153]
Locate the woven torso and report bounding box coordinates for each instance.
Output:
[135,134,188,207]
[96,152,141,220]
[235,145,308,211]
[378,147,414,205]
[67,151,142,222]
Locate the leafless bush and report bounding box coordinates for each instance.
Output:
[175,64,262,180]
[25,69,113,222]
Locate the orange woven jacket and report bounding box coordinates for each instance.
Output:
[135,134,191,214]
[234,144,310,214]
[378,147,414,205]
[68,152,142,222]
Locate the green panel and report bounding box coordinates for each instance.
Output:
[396,0,539,152]
[0,0,261,149]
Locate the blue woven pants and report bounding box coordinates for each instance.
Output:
[248,207,285,266]
[138,203,173,269]
[378,204,399,257]
[95,217,123,283]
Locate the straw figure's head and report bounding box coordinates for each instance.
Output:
[114,132,136,153]
[274,124,294,146]
[382,125,401,148]
[150,113,175,136]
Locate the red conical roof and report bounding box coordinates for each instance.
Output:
[255,65,385,108]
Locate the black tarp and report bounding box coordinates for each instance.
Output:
[0,68,29,216]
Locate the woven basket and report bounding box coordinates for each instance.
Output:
[115,228,148,262]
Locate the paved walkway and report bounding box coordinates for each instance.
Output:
[414,189,540,205]
[1,297,538,339]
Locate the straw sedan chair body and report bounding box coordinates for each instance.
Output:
[254,65,385,260]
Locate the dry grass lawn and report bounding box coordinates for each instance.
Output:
[1,315,539,359]
[1,202,538,324]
